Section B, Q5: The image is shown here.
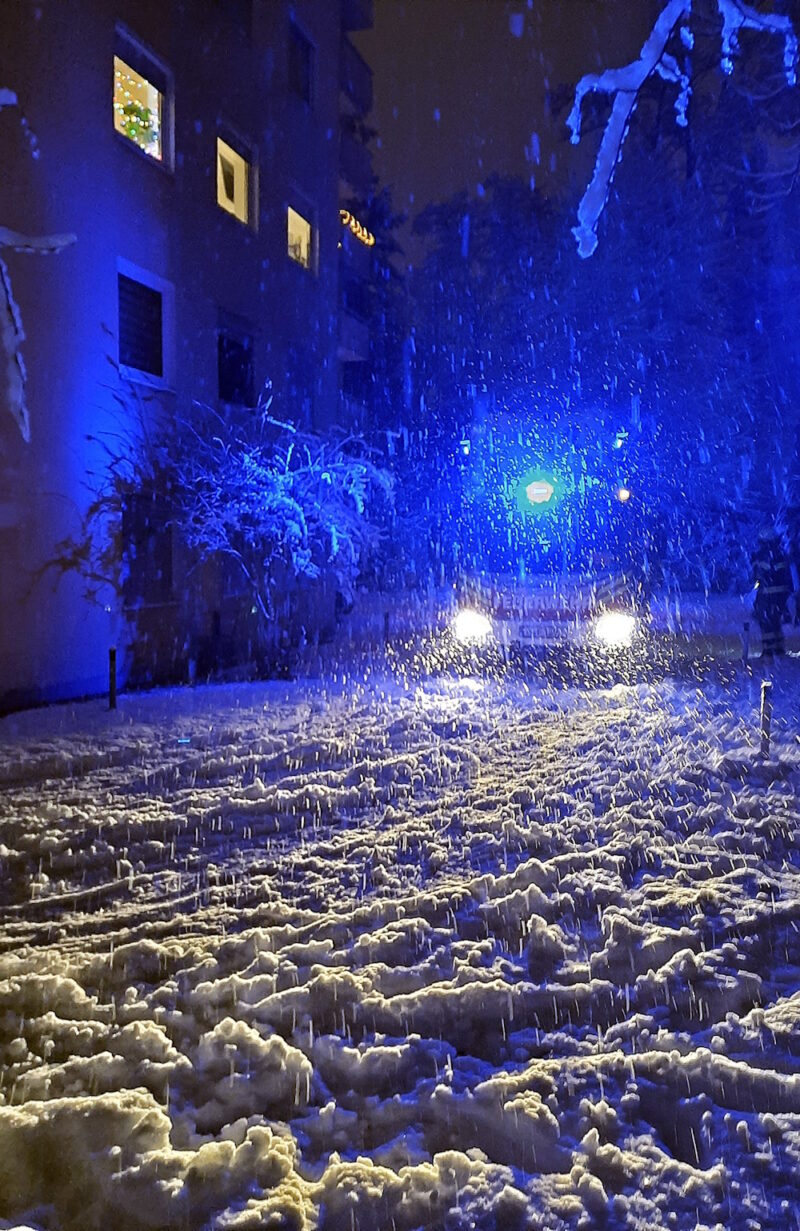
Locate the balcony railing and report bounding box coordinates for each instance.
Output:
[339,231,372,279]
[341,275,371,322]
[339,309,369,361]
[340,129,372,191]
[340,37,373,114]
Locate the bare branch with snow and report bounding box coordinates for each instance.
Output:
[568,0,799,258]
[0,227,76,255]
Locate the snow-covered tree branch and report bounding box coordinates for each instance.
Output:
[0,89,76,441]
[568,0,798,257]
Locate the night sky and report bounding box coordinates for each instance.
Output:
[354,0,664,251]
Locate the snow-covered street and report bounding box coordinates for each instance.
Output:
[2,666,800,1230]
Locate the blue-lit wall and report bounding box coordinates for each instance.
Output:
[0,0,350,708]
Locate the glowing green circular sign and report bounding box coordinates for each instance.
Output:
[516,468,560,515]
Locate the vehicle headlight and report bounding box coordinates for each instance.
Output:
[451,608,493,645]
[594,610,637,649]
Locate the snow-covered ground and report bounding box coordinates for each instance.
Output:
[2,660,800,1230]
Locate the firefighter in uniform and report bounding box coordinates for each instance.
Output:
[752,527,792,658]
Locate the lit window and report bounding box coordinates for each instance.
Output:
[288,206,314,270]
[216,137,251,224]
[113,55,162,160]
[288,23,314,105]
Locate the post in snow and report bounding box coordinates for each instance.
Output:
[760,679,772,759]
[109,646,117,711]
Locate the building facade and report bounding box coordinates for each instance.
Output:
[0,0,375,709]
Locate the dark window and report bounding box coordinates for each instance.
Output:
[218,329,255,405]
[342,360,371,400]
[122,493,173,607]
[118,273,163,376]
[343,276,370,321]
[288,23,313,105]
[287,345,314,424]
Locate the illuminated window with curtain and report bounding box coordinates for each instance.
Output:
[216,137,252,225]
[287,206,314,271]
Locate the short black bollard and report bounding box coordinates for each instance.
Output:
[742,621,750,665]
[109,646,117,711]
[760,679,772,758]
[383,610,390,643]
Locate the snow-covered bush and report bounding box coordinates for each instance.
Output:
[56,388,392,651]
[168,395,392,623]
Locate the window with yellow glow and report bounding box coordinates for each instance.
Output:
[287,206,314,270]
[113,56,162,160]
[216,138,250,224]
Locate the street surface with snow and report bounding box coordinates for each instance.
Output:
[2,660,800,1229]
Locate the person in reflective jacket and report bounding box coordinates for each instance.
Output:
[752,527,792,658]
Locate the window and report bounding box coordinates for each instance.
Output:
[114,56,162,159]
[117,259,175,387]
[341,359,371,401]
[288,206,314,270]
[216,137,253,225]
[122,492,173,608]
[288,345,314,423]
[218,323,255,406]
[119,274,162,375]
[288,22,314,105]
[113,31,172,165]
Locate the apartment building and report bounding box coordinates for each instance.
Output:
[0,0,375,709]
